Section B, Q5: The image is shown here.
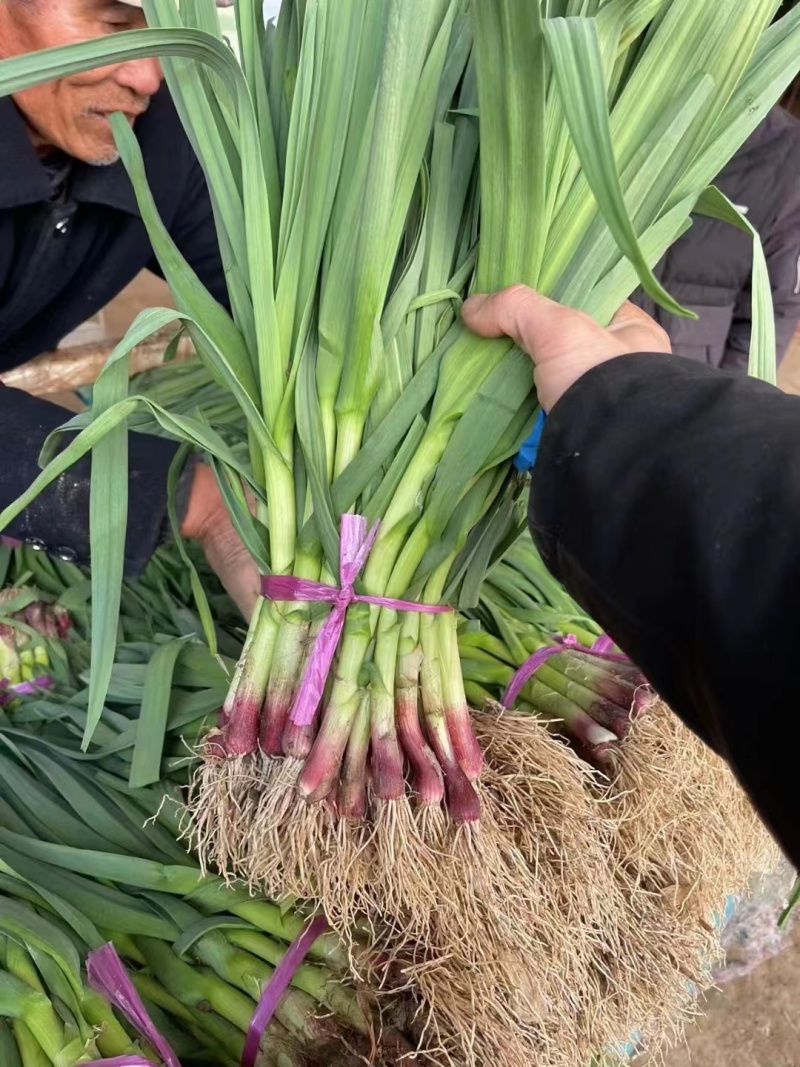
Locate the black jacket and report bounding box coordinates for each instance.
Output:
[634,108,800,372]
[0,89,225,573]
[530,354,800,865]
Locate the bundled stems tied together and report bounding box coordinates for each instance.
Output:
[0,703,420,1067]
[191,515,488,906]
[461,536,655,766]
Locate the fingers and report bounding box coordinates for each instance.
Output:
[202,530,261,622]
[182,463,261,621]
[462,285,566,359]
[607,301,650,329]
[465,287,672,369]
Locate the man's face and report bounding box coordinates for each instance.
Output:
[0,0,164,164]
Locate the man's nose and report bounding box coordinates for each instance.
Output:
[113,57,164,100]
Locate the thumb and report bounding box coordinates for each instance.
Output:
[462,285,566,363]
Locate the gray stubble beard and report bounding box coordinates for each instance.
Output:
[84,152,121,166]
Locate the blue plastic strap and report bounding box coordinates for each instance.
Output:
[514,409,546,472]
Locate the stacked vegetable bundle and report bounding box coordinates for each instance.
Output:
[0,552,420,1066]
[460,534,652,764]
[0,538,243,785]
[0,760,413,1067]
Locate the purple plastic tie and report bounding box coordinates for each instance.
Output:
[590,635,615,655]
[502,633,629,708]
[588,635,630,662]
[242,916,329,1067]
[9,676,54,696]
[262,514,450,727]
[87,944,181,1067]
[87,936,329,1067]
[0,675,54,707]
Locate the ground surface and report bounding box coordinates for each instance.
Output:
[653,922,800,1067]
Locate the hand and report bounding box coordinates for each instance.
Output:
[180,463,260,621]
[462,285,671,412]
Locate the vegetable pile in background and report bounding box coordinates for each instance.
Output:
[0,545,421,1066]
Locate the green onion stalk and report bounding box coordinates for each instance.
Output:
[0,0,796,986]
[0,936,155,1067]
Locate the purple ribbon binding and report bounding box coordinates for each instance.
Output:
[502,633,628,709]
[242,916,329,1067]
[262,513,450,727]
[87,943,181,1067]
[0,675,54,707]
[88,921,328,1067]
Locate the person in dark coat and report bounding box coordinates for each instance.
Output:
[464,284,800,869]
[633,106,800,372]
[0,0,258,616]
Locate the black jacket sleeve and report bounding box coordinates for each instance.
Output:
[0,385,180,576]
[149,155,228,309]
[529,353,800,864]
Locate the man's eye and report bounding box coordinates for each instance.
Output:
[104,11,135,28]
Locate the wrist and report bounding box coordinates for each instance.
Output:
[535,352,627,411]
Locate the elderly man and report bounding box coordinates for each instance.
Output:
[0,0,258,616]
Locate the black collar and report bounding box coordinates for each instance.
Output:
[0,97,51,208]
[0,87,174,216]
